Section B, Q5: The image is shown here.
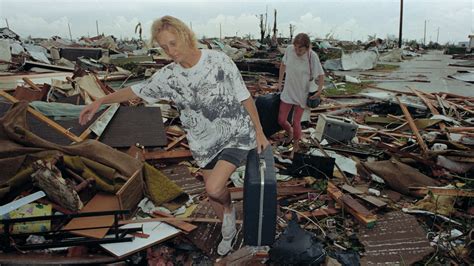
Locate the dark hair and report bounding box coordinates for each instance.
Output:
[293,33,311,48]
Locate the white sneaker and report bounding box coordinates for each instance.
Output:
[217,206,236,256]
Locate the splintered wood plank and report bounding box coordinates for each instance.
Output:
[341,184,387,208]
[151,210,197,234]
[409,87,438,114]
[327,182,376,228]
[62,193,120,239]
[410,87,451,140]
[165,134,187,151]
[21,77,42,91]
[396,96,429,156]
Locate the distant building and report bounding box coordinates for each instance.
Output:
[467,34,474,52]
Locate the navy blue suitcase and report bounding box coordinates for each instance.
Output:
[243,146,277,246]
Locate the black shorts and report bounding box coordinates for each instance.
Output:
[202,148,250,170]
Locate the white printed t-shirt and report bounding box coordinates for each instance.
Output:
[131,49,256,167]
[281,44,324,108]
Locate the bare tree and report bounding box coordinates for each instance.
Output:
[289,24,295,41]
[259,14,267,42]
[135,22,142,41]
[259,6,268,43]
[272,9,277,38]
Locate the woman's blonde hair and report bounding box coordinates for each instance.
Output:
[151,15,197,49]
[293,33,311,48]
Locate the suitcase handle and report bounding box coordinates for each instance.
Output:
[259,160,266,179]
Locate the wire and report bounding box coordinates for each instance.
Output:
[281,206,326,237]
[290,162,330,179]
[118,73,135,89]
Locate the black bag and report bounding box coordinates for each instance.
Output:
[255,93,282,138]
[243,146,277,246]
[269,213,326,265]
[255,93,292,138]
[306,92,321,108]
[288,152,335,179]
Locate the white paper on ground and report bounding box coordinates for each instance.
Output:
[100,221,180,258]
[309,149,358,175]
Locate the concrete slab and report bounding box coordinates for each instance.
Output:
[334,50,474,97]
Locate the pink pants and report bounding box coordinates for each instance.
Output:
[278,101,305,141]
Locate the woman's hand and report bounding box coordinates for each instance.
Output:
[79,100,103,125]
[256,130,270,154]
[276,82,282,92]
[309,90,322,99]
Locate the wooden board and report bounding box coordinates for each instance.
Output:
[0,91,103,145]
[327,182,377,228]
[341,184,387,208]
[116,168,143,216]
[396,96,429,156]
[151,210,198,234]
[62,193,120,239]
[0,90,82,143]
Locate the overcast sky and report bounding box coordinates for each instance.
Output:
[0,0,472,44]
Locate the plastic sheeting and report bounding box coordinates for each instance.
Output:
[30,101,106,120]
[324,58,343,70]
[341,50,378,70]
[324,50,378,71]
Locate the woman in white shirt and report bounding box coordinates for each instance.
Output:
[79,15,269,256]
[277,33,325,154]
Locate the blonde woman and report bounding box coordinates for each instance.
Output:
[79,15,269,256]
[277,33,325,153]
